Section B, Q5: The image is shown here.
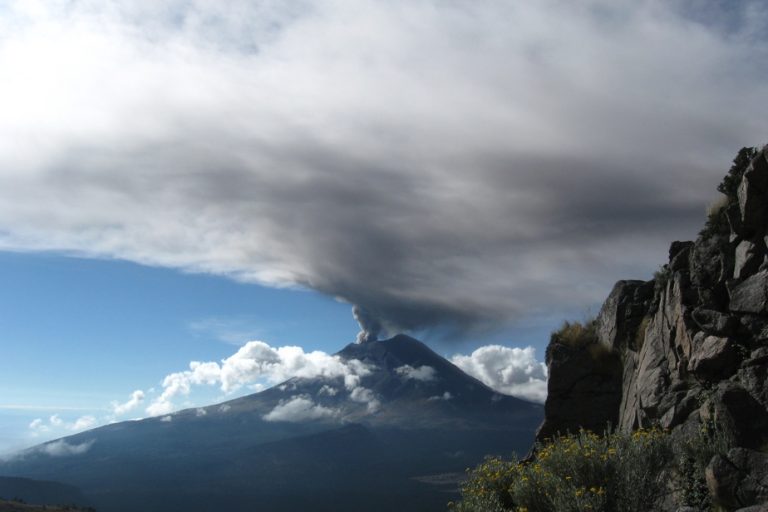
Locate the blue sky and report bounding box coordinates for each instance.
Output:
[0,250,558,454]
[1,0,767,454]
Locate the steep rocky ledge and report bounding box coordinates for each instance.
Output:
[538,146,768,511]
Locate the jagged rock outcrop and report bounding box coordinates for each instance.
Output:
[539,146,768,511]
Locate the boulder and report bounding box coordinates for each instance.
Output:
[707,448,768,509]
[703,383,768,450]
[691,307,736,336]
[729,271,768,314]
[688,335,740,380]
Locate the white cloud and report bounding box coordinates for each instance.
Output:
[29,414,100,435]
[428,391,453,401]
[111,390,145,416]
[318,385,338,397]
[145,340,373,416]
[70,415,97,431]
[263,395,338,423]
[451,345,548,403]
[349,387,380,413]
[395,365,436,382]
[37,440,94,457]
[160,415,173,423]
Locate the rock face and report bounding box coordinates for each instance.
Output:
[707,448,768,509]
[539,146,768,510]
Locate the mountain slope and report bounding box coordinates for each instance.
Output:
[0,335,542,512]
[0,477,89,508]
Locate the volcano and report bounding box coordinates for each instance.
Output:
[0,335,542,512]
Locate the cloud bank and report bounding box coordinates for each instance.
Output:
[451,346,548,403]
[1,1,767,335]
[263,395,338,422]
[395,365,437,382]
[145,340,375,415]
[143,338,546,415]
[36,439,94,457]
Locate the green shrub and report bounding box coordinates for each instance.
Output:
[451,424,733,512]
[717,146,757,201]
[700,146,758,239]
[675,416,735,509]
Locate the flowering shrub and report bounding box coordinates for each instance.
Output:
[449,427,707,512]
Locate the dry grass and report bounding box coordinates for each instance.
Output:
[550,320,598,348]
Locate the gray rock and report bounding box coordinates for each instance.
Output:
[690,236,733,308]
[688,335,739,380]
[707,383,768,450]
[670,241,694,272]
[691,307,736,336]
[728,202,745,239]
[534,146,768,510]
[739,157,768,236]
[596,280,653,351]
[729,271,768,314]
[536,341,622,441]
[734,505,768,512]
[707,448,768,509]
[735,239,766,279]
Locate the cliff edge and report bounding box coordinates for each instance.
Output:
[538,146,768,510]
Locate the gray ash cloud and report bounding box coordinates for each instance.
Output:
[0,1,767,338]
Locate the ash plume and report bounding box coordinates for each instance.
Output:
[353,306,383,344]
[0,1,765,339]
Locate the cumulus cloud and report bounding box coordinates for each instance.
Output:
[263,395,338,422]
[349,387,381,414]
[29,414,98,435]
[146,340,375,415]
[37,440,94,457]
[451,346,548,403]
[395,365,437,382]
[111,390,145,416]
[318,385,338,397]
[0,1,766,337]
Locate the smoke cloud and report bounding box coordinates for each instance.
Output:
[353,306,383,344]
[0,1,767,336]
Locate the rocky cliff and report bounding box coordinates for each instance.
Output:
[538,146,768,511]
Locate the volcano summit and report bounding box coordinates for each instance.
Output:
[1,335,542,512]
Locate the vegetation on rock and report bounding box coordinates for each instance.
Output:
[450,422,732,512]
[549,320,598,349]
